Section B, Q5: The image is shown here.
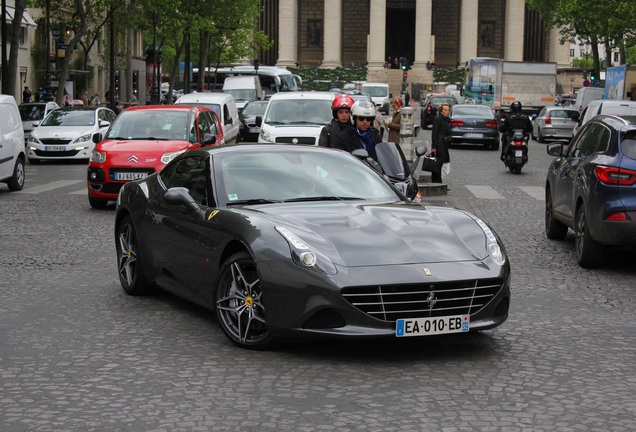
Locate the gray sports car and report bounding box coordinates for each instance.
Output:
[115,144,510,349]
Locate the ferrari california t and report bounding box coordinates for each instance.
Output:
[115,144,510,349]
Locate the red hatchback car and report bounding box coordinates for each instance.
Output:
[87,105,224,208]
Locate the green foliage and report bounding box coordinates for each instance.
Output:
[433,68,464,85]
[571,57,593,68]
[627,46,636,64]
[288,66,368,91]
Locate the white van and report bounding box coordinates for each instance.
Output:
[574,99,636,134]
[573,87,604,113]
[0,95,26,191]
[361,82,391,114]
[257,91,334,145]
[175,92,240,144]
[222,76,264,111]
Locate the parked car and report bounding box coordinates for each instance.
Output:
[257,91,333,144]
[421,95,456,128]
[238,100,268,142]
[87,105,223,208]
[573,99,636,135]
[545,115,636,268]
[114,144,510,349]
[26,106,116,164]
[0,95,26,191]
[449,104,499,149]
[18,101,59,144]
[531,106,579,143]
[174,92,240,144]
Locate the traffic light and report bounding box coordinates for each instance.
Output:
[582,70,588,80]
[401,62,407,71]
[590,72,596,81]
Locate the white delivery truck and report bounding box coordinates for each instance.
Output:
[361,82,391,114]
[498,61,557,115]
[222,75,264,111]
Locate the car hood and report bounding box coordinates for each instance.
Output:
[249,202,489,266]
[97,140,193,164]
[31,125,98,138]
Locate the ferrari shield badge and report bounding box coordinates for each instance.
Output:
[423,268,432,276]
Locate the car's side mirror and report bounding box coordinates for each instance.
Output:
[163,187,205,220]
[202,133,216,146]
[99,120,111,128]
[546,143,564,157]
[351,148,369,159]
[92,133,103,144]
[32,121,40,128]
[225,116,232,125]
[255,116,262,127]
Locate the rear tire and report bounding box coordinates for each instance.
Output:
[514,165,522,174]
[575,205,604,268]
[7,156,25,191]
[537,128,546,143]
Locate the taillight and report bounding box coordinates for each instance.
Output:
[595,165,636,186]
[605,212,628,222]
[426,104,431,113]
[450,119,464,127]
[485,120,498,128]
[512,140,525,146]
[544,116,552,125]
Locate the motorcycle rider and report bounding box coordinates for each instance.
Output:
[318,94,355,148]
[499,101,533,161]
[333,99,382,161]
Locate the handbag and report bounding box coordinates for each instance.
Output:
[421,156,441,173]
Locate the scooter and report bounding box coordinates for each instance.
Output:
[353,142,426,201]
[502,129,529,174]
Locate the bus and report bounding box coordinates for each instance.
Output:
[192,65,302,96]
[462,57,500,107]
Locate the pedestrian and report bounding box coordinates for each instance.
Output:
[63,89,72,107]
[23,86,32,103]
[404,90,411,107]
[333,100,382,161]
[92,92,101,107]
[37,87,46,102]
[80,90,89,107]
[384,96,402,144]
[318,94,354,148]
[430,102,451,183]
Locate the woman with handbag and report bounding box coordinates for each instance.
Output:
[430,103,451,183]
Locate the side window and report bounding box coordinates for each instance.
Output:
[591,125,611,153]
[224,105,231,124]
[568,124,594,158]
[198,113,211,140]
[206,112,219,136]
[164,156,209,206]
[189,115,198,144]
[538,107,546,117]
[571,124,602,158]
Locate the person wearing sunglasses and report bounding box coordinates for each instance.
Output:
[333,100,382,161]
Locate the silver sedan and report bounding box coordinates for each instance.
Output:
[532,106,579,143]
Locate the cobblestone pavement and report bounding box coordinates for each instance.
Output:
[1,136,635,432]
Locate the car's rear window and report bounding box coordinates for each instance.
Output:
[430,97,456,107]
[551,109,579,120]
[453,106,492,118]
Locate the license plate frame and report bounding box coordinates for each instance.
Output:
[114,172,148,181]
[515,150,523,157]
[464,133,483,138]
[248,127,260,133]
[396,315,470,337]
[44,145,66,151]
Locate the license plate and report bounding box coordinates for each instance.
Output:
[114,172,148,181]
[44,145,66,151]
[515,150,523,157]
[248,127,260,133]
[396,315,469,337]
[464,133,483,138]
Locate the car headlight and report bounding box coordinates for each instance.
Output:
[473,218,506,266]
[73,133,92,144]
[161,149,186,164]
[259,128,273,143]
[27,135,40,144]
[90,150,107,163]
[276,226,337,274]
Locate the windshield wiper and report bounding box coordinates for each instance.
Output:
[283,196,363,202]
[226,198,283,206]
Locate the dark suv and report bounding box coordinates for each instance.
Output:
[420,95,456,128]
[545,115,636,268]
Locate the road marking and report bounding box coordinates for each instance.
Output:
[465,185,504,199]
[519,186,545,201]
[19,180,84,194]
[70,188,88,195]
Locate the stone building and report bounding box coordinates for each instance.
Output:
[257,0,572,98]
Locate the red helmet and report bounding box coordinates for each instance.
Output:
[331,94,355,118]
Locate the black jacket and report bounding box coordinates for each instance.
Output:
[499,112,533,139]
[431,115,451,164]
[318,119,349,147]
[333,127,382,160]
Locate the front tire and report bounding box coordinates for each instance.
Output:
[575,205,604,268]
[116,216,155,295]
[545,187,568,239]
[7,156,25,191]
[215,251,273,350]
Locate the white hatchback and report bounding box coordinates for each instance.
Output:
[26,106,116,164]
[0,95,26,191]
[257,91,334,145]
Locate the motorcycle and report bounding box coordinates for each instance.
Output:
[352,142,426,201]
[502,129,529,174]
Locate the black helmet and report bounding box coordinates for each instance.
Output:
[510,101,522,112]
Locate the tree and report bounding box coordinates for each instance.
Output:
[2,0,26,96]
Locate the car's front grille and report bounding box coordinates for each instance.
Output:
[33,149,81,157]
[40,138,73,145]
[275,136,316,145]
[341,278,503,322]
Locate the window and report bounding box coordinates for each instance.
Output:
[570,49,575,57]
[161,155,210,206]
[614,52,619,63]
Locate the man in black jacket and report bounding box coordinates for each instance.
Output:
[333,100,382,161]
[499,101,533,160]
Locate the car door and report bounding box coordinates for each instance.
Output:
[533,107,546,136]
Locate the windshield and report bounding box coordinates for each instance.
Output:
[223,89,256,102]
[106,110,191,140]
[375,142,410,179]
[242,102,268,116]
[264,99,332,125]
[19,104,45,121]
[178,102,221,118]
[41,110,96,127]
[362,86,388,97]
[215,148,400,204]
